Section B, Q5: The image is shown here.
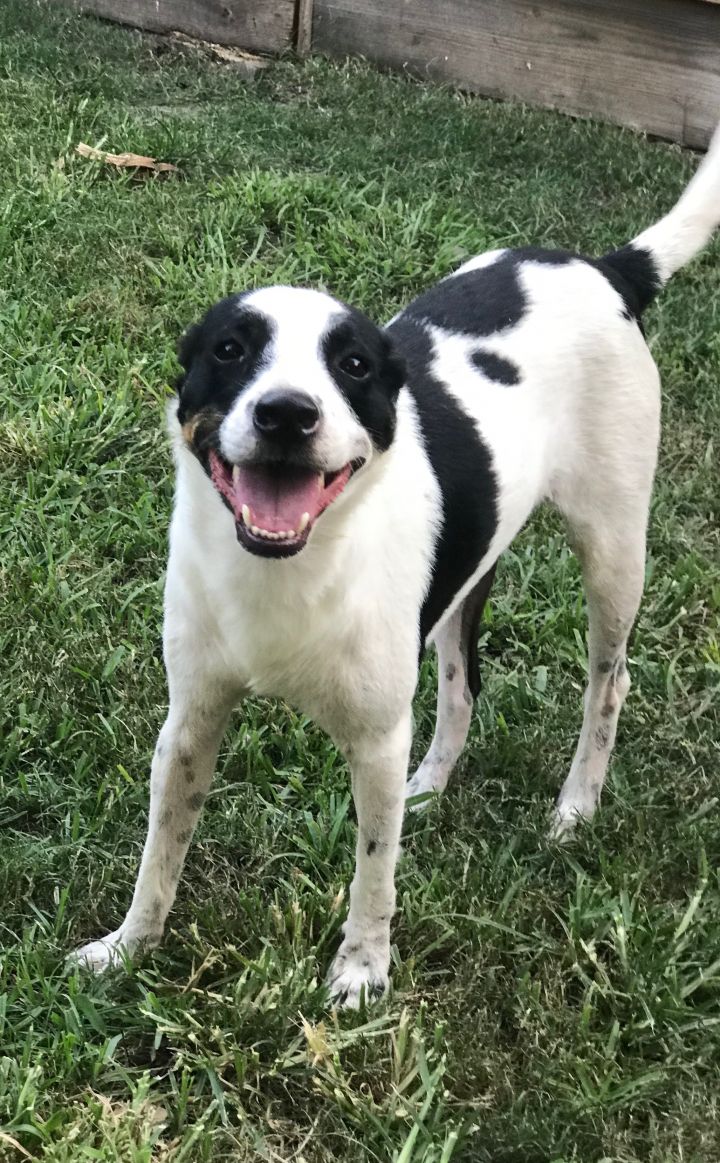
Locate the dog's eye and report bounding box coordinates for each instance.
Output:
[214,338,245,362]
[339,354,370,380]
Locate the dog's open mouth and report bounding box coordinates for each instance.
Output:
[208,450,359,557]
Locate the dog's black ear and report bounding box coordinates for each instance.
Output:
[174,323,202,420]
[178,322,202,371]
[382,334,407,398]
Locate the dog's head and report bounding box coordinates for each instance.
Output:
[175,287,405,558]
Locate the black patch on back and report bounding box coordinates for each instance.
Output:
[471,349,521,386]
[596,244,661,320]
[402,255,527,336]
[322,307,406,451]
[387,315,499,643]
[176,295,274,426]
[460,563,497,699]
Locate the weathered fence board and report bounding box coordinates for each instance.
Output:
[65,0,295,54]
[313,0,720,147]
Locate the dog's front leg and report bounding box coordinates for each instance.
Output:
[328,714,411,1008]
[69,685,236,971]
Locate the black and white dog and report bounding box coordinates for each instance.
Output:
[71,129,720,1005]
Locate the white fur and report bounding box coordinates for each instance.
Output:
[633,121,720,282]
[70,129,720,1004]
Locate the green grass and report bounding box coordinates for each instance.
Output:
[1,2,719,1158]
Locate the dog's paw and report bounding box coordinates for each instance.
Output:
[548,810,576,843]
[404,768,440,813]
[548,802,591,843]
[327,943,389,1010]
[66,928,153,973]
[550,790,598,842]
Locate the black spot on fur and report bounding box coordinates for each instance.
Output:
[609,657,627,687]
[322,308,405,451]
[388,316,498,643]
[178,753,195,782]
[366,840,377,856]
[471,349,521,386]
[177,828,193,844]
[445,663,456,682]
[598,244,661,319]
[187,792,205,811]
[598,659,615,674]
[158,809,173,829]
[595,725,610,749]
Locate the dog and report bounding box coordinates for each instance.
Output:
[70,126,720,1006]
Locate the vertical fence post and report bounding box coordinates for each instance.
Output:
[296,0,313,56]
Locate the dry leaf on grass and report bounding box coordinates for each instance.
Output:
[0,1132,32,1159]
[75,142,178,174]
[301,1015,332,1068]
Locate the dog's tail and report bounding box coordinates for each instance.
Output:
[602,122,720,314]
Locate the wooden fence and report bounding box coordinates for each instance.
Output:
[59,0,720,146]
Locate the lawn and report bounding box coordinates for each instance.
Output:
[1,2,719,1159]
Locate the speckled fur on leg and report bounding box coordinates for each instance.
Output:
[69,690,237,970]
[328,716,411,1008]
[406,567,495,806]
[551,512,648,838]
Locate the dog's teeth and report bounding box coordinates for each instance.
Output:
[247,522,298,541]
[297,512,310,533]
[232,465,240,484]
[241,504,251,526]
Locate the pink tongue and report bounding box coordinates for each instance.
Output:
[232,465,324,533]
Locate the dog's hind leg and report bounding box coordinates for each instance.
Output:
[69,665,240,971]
[406,565,496,806]
[551,510,648,838]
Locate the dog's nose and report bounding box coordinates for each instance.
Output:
[253,389,320,441]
